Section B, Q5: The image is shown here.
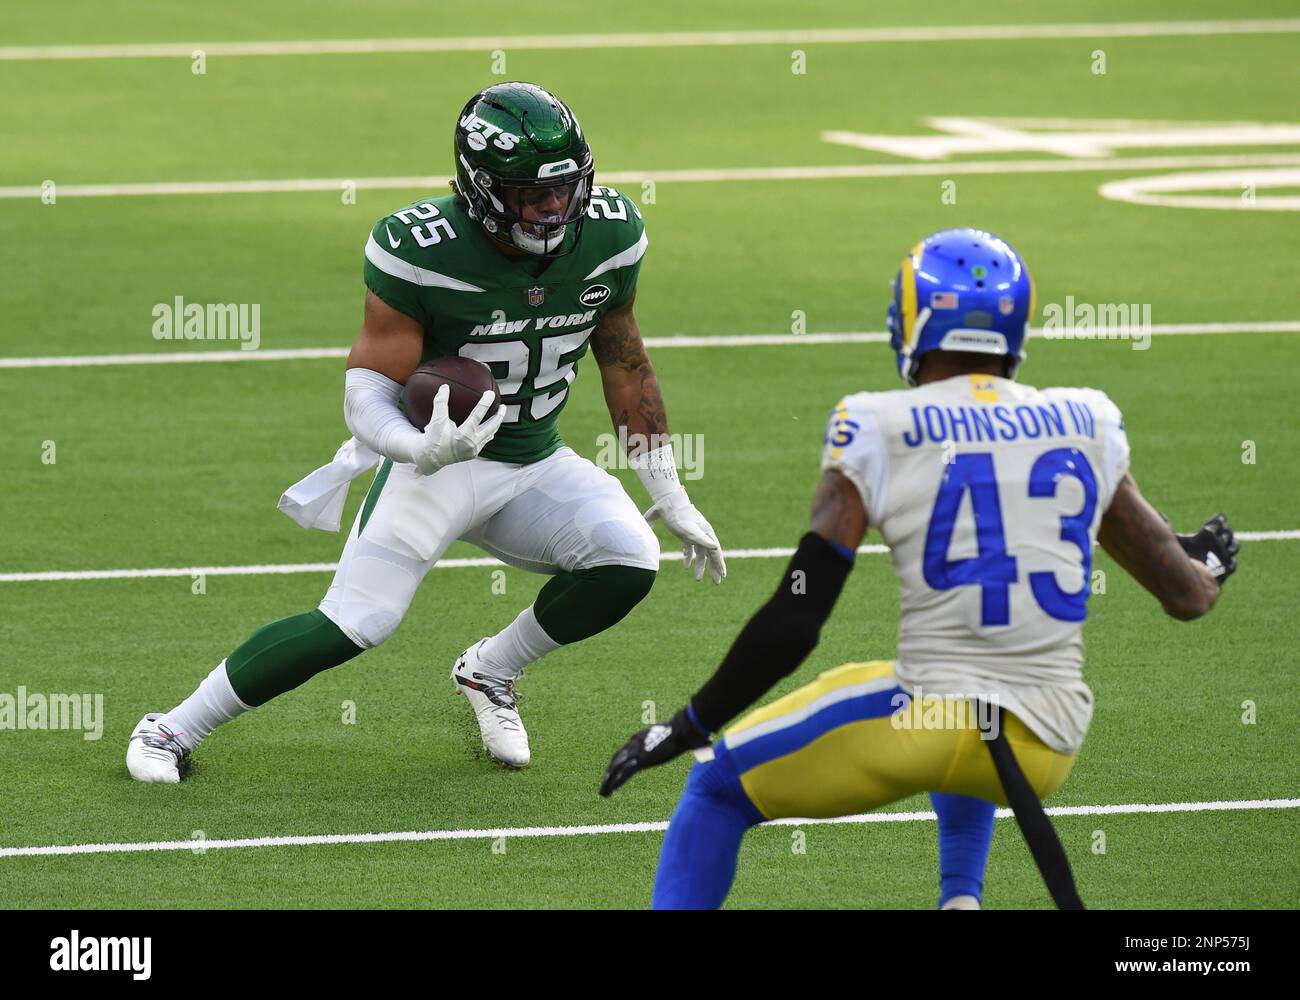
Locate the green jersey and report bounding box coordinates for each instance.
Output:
[363,186,646,464]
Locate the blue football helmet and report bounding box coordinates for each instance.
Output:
[886,228,1034,386]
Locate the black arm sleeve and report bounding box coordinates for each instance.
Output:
[689,532,854,733]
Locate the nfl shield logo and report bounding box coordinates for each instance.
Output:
[998,295,1015,315]
[527,286,546,307]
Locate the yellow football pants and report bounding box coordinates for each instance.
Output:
[719,660,1077,820]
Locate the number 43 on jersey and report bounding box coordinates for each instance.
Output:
[923,449,1098,626]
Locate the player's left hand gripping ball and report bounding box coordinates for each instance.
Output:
[1176,513,1240,584]
[600,707,710,797]
[407,384,506,475]
[645,487,727,584]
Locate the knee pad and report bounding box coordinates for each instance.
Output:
[619,518,661,570]
[339,608,402,649]
[319,537,423,649]
[575,502,660,571]
[319,596,404,649]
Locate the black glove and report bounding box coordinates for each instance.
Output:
[1175,513,1239,585]
[599,707,710,797]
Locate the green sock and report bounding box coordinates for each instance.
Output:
[225,610,364,706]
[533,565,657,644]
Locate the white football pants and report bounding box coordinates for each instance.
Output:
[318,447,659,648]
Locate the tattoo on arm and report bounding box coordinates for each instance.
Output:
[809,470,869,554]
[1098,474,1218,620]
[591,302,669,449]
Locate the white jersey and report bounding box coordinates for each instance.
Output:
[822,374,1130,753]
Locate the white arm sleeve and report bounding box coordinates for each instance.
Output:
[343,368,425,466]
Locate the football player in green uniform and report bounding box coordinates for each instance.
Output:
[128,82,725,780]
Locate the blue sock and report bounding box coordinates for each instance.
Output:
[931,791,996,907]
[652,745,765,910]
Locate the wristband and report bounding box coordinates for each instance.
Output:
[630,442,681,504]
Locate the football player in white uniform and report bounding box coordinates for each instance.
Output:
[602,228,1238,909]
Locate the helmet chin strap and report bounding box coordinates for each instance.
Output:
[900,307,933,386]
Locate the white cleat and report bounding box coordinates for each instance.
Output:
[126,713,192,783]
[940,894,982,910]
[451,640,531,768]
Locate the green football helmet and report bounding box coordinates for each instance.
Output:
[453,82,595,257]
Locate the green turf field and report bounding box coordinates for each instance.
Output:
[1,1,1297,909]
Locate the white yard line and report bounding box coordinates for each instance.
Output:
[0,347,352,369]
[2,797,1295,859]
[2,19,1298,62]
[0,546,888,583]
[825,121,1300,160]
[0,533,1293,584]
[3,322,1298,370]
[6,153,1300,200]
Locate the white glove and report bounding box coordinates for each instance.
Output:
[645,486,727,584]
[410,384,505,475]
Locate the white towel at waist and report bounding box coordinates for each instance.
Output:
[277,437,382,531]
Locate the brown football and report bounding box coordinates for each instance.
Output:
[402,356,502,429]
